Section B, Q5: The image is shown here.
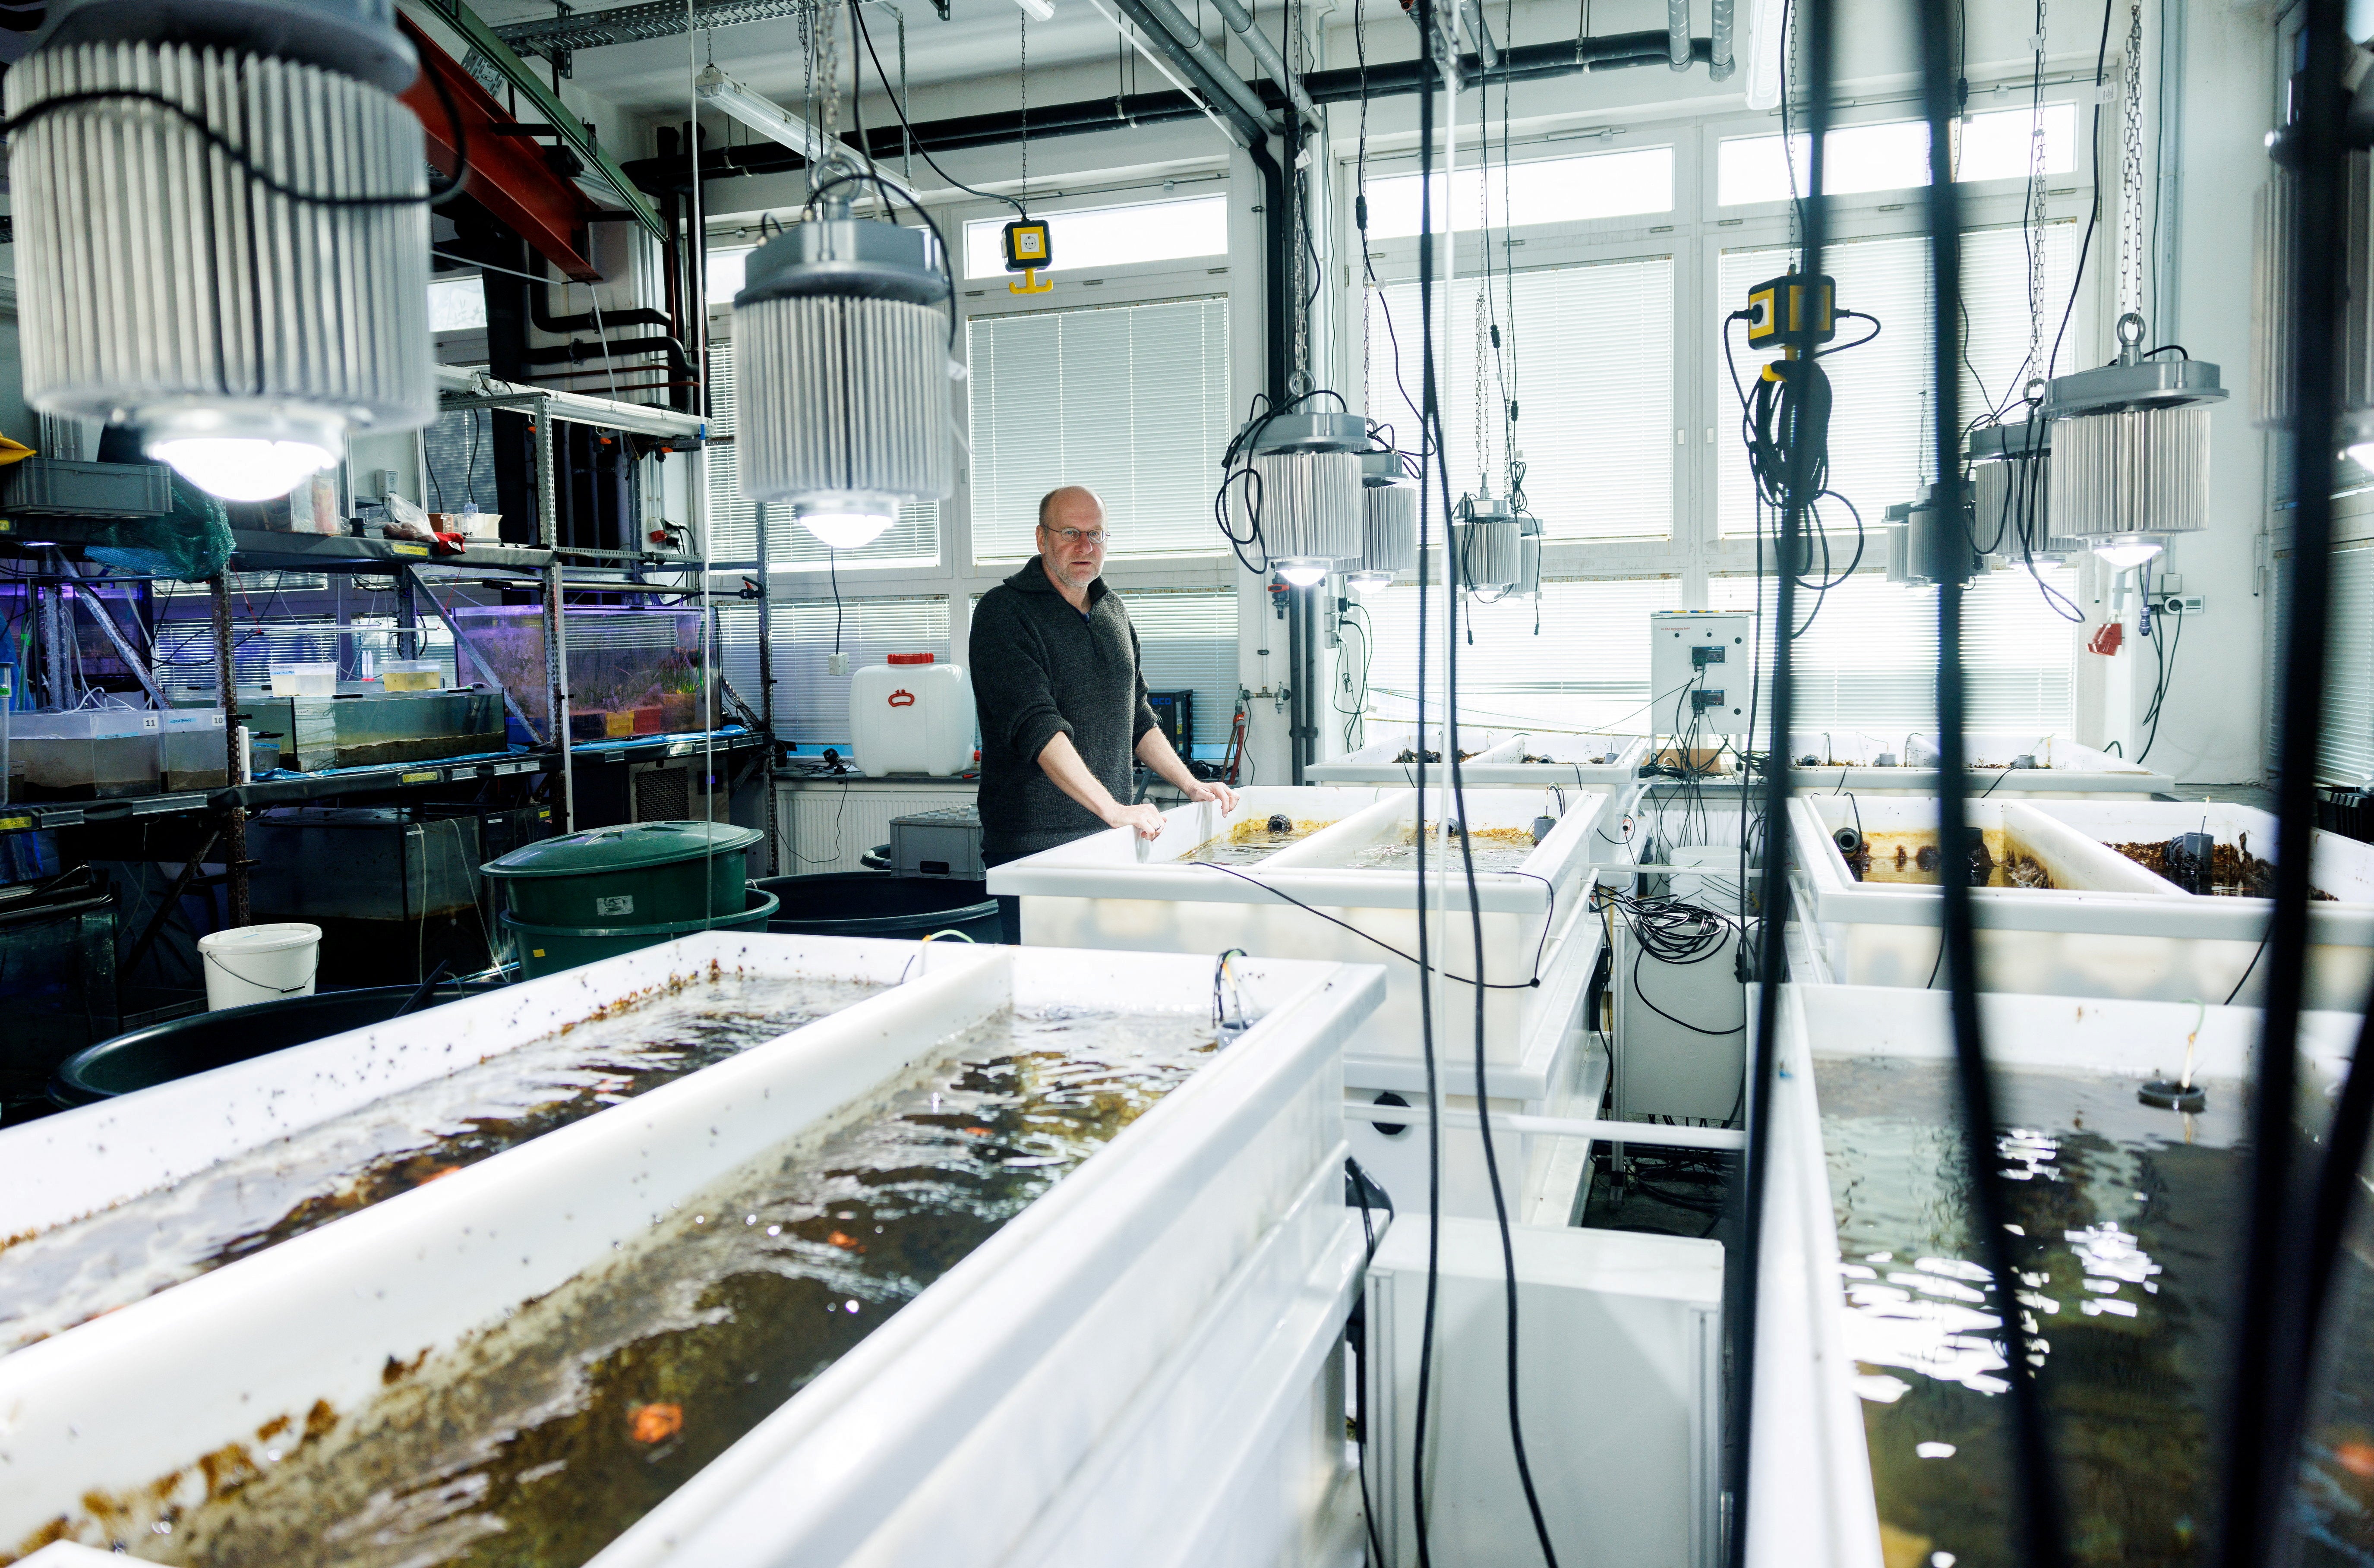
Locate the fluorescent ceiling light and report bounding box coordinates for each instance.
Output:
[693,66,919,205]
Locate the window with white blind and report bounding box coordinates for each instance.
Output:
[1707,566,2080,732]
[703,336,941,571]
[1716,104,2081,206]
[1122,587,1238,752]
[966,296,1232,562]
[1355,576,1683,732]
[1366,255,1675,539]
[964,585,1239,755]
[1715,221,2084,539]
[1361,145,1673,238]
[717,594,953,745]
[961,195,1228,280]
[2319,545,2374,783]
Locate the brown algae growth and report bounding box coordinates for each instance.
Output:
[0,975,886,1354]
[1328,823,1539,876]
[1180,816,1328,865]
[30,1004,1219,1568]
[1845,830,2053,889]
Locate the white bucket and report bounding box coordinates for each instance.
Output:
[196,923,322,1011]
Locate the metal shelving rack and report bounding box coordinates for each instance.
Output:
[0,375,761,929]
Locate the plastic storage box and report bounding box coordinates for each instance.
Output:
[450,605,714,738]
[158,709,228,792]
[7,710,162,800]
[889,804,984,877]
[1308,725,1648,786]
[852,654,974,776]
[268,663,336,697]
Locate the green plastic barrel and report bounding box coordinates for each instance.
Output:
[482,820,763,927]
[501,887,781,978]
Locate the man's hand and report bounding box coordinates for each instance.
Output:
[1180,780,1239,814]
[1103,801,1166,839]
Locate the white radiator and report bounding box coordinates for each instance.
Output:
[778,782,977,874]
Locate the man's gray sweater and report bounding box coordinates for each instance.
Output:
[969,557,1159,864]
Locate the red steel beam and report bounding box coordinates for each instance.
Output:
[399,16,600,282]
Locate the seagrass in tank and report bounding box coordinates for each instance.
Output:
[451,606,717,741]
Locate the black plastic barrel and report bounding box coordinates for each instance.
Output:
[754,872,1004,944]
[50,984,493,1108]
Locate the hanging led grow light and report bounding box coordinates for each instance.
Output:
[1228,411,1365,587]
[736,205,956,549]
[1966,421,2090,563]
[1514,515,1544,598]
[1350,448,1417,591]
[2040,314,2226,570]
[2252,150,2374,482]
[1454,491,1522,593]
[1882,483,1981,587]
[4,0,435,502]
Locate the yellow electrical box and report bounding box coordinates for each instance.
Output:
[1745,272,1837,352]
[1002,218,1054,294]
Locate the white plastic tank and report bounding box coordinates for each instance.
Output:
[850,653,974,776]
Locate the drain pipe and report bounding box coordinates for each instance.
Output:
[1710,0,1736,79]
[1206,0,1319,126]
[1669,0,1691,68]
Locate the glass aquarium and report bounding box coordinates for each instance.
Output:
[450,606,716,740]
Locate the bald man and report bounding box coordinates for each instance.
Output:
[970,486,1237,873]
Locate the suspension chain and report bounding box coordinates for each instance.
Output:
[2025,0,2049,384]
[2115,0,2146,326]
[820,0,840,174]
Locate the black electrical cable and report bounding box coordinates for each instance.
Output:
[1725,0,1828,1550]
[3,69,473,210]
[2046,0,2118,382]
[2134,600,2184,767]
[2224,2,2351,1562]
[1920,1,2068,1561]
[1439,147,1562,1568]
[852,6,1027,216]
[1409,1,1445,1542]
[1186,860,1554,988]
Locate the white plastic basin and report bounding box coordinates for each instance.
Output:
[0,934,1387,1568]
[1782,730,2172,795]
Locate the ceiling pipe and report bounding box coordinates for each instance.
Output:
[695,63,924,202]
[1205,0,1320,126]
[1710,0,1736,79]
[1116,0,1281,134]
[616,31,1713,190]
[1074,0,1255,145]
[1668,0,1691,68]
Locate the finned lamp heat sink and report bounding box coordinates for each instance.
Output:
[1351,448,1417,589]
[736,211,956,549]
[1455,492,1522,593]
[5,0,434,502]
[1882,483,1981,588]
[2040,313,2226,570]
[1966,422,2088,562]
[2252,148,2374,486]
[1233,411,1365,586]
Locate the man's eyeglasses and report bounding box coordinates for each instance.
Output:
[1042,527,1108,546]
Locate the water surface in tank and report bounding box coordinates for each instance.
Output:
[29,1004,1220,1568]
[1818,1054,2374,1566]
[0,974,887,1355]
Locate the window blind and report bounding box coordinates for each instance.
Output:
[1367,256,1674,540]
[966,296,1232,562]
[963,585,1239,754]
[1706,565,2080,733]
[703,335,942,571]
[1355,575,1683,732]
[2322,545,2374,782]
[725,594,953,745]
[1715,221,2083,539]
[1120,587,1238,751]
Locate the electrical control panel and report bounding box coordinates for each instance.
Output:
[1649,611,1752,736]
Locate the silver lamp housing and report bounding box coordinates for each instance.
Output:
[2040,316,2226,568]
[735,214,957,541]
[1237,410,1366,583]
[1966,421,2087,562]
[6,0,434,497]
[1455,492,1522,593]
[1353,448,1418,587]
[1883,483,1982,588]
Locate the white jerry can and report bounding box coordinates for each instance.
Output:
[849,653,975,776]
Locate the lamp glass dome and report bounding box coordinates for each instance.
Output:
[148,436,335,502]
[799,506,895,550]
[2090,533,2166,570]
[1277,558,1330,587]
